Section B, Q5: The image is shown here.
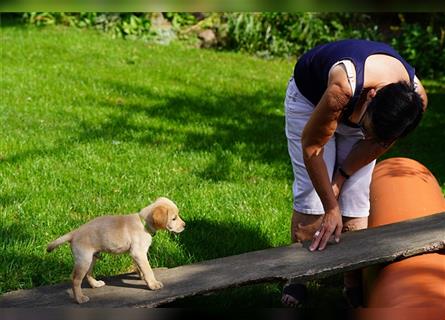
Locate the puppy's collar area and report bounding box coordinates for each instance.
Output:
[139,215,157,236]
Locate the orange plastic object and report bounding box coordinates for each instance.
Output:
[365,158,445,316]
[369,157,445,227]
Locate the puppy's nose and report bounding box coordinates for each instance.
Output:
[182,222,186,228]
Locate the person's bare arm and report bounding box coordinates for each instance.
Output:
[334,76,427,187]
[331,139,393,198]
[301,66,352,251]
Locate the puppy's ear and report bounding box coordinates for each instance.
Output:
[152,205,169,230]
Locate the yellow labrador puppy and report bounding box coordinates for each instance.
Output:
[47,197,185,304]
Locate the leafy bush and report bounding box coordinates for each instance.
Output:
[224,13,381,58]
[19,12,445,79]
[222,12,444,78]
[390,19,445,79]
[22,12,155,40]
[164,12,197,29]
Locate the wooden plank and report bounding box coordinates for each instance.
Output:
[1,212,444,308]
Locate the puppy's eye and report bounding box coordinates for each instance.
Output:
[172,217,177,221]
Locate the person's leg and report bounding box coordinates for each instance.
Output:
[335,123,375,307]
[291,210,324,243]
[284,77,336,217]
[342,216,368,307]
[283,77,336,306]
[285,214,368,307]
[282,210,323,306]
[342,217,368,288]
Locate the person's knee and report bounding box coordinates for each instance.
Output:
[342,216,368,232]
[291,210,323,242]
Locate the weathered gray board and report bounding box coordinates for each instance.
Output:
[1,212,444,308]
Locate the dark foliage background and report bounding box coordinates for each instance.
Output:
[2,12,444,79]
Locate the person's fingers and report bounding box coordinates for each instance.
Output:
[309,229,323,251]
[334,224,342,243]
[318,227,333,251]
[309,217,343,251]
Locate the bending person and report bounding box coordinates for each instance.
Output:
[282,39,427,308]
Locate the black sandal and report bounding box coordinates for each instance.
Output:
[281,283,307,307]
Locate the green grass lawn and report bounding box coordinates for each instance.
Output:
[1,24,444,308]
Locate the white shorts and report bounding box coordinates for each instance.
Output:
[284,77,375,217]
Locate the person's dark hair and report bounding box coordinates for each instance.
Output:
[367,81,424,144]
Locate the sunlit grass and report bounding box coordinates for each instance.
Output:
[1,24,443,307]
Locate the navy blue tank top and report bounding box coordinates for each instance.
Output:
[293,39,415,121]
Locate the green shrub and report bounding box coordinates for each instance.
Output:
[390,20,445,79]
[164,12,197,29]
[22,12,155,40]
[224,13,382,58]
[18,12,445,79]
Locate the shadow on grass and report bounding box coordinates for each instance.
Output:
[3,74,444,187]
[0,191,28,208]
[4,81,444,187]
[75,80,445,185]
[0,223,72,294]
[175,218,271,262]
[1,77,289,180]
[0,13,24,28]
[77,79,289,166]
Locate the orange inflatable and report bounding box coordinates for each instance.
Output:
[363,158,445,318]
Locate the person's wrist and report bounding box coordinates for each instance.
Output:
[324,204,341,215]
[338,166,351,180]
[332,172,345,191]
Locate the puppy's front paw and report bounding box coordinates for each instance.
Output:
[148,280,163,290]
[76,295,90,304]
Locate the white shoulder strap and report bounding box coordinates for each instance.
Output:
[330,59,356,94]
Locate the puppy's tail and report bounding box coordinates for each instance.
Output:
[47,232,73,252]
